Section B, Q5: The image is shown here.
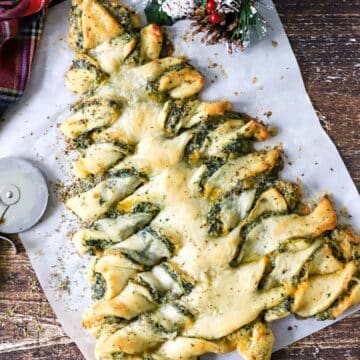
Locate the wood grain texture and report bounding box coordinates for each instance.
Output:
[0,0,359,359]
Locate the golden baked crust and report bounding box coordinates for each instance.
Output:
[60,1,360,359]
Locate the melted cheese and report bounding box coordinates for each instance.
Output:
[90,36,136,73]
[112,132,193,176]
[182,259,285,339]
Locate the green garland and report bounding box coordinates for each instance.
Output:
[235,0,267,46]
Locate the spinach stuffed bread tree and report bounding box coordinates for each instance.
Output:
[60,1,360,359]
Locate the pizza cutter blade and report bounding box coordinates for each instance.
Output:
[0,157,48,234]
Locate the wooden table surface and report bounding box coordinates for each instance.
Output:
[0,0,359,359]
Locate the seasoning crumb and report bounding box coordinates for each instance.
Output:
[251,77,258,84]
[272,40,278,47]
[339,207,350,218]
[269,126,278,136]
[264,111,272,118]
[181,31,192,43]
[288,326,293,331]
[59,276,71,294]
[208,60,218,69]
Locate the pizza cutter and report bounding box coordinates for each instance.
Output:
[0,157,48,251]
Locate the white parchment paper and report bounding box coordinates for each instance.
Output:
[0,1,359,359]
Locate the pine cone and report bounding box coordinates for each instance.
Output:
[191,8,244,52]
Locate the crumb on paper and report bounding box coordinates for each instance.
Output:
[219,65,228,79]
[50,180,67,202]
[264,111,272,118]
[207,59,228,79]
[234,91,239,96]
[49,270,72,296]
[251,77,258,84]
[181,30,193,43]
[272,40,278,47]
[339,207,351,218]
[35,249,45,257]
[269,126,278,136]
[207,59,218,69]
[58,276,71,294]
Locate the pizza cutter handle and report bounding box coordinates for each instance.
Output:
[0,235,17,253]
[0,202,9,223]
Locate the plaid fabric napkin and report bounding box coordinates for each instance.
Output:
[0,0,49,116]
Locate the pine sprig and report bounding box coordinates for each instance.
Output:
[145,0,174,26]
[233,0,267,46]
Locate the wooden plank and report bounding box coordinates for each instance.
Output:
[0,0,359,359]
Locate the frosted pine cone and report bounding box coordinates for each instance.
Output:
[217,0,242,13]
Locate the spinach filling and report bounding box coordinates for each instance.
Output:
[104,202,160,219]
[221,137,253,156]
[132,202,160,215]
[172,301,194,319]
[206,203,224,237]
[184,111,253,163]
[72,130,96,149]
[121,228,174,266]
[146,63,188,100]
[71,58,103,85]
[104,316,127,326]
[109,167,147,181]
[112,352,130,360]
[69,5,83,51]
[198,158,226,190]
[92,272,107,300]
[86,239,113,255]
[183,122,219,161]
[70,97,120,113]
[163,98,198,135]
[160,263,194,295]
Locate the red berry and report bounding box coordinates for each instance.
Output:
[210,12,220,24]
[206,0,216,12]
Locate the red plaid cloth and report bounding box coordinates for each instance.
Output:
[0,0,50,115]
